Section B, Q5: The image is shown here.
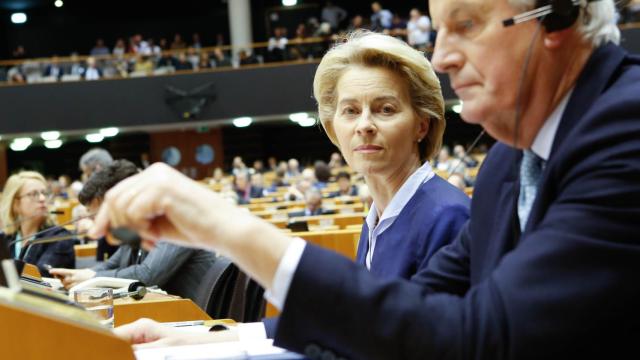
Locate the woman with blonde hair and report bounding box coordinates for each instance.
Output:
[0,171,75,276]
[314,30,469,279]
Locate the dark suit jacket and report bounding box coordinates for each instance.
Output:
[91,242,218,302]
[273,43,640,359]
[1,226,76,277]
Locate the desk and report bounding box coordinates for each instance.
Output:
[75,242,98,258]
[114,292,212,326]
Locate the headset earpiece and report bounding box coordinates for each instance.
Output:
[536,0,580,32]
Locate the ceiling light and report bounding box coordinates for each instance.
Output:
[289,112,308,123]
[54,0,63,7]
[11,13,27,24]
[282,0,297,6]
[10,137,32,151]
[232,117,252,128]
[41,131,60,141]
[44,140,63,149]
[452,102,463,114]
[299,117,317,127]
[86,133,104,143]
[100,127,119,137]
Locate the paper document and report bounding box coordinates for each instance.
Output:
[134,339,300,360]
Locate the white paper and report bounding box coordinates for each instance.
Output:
[135,339,288,360]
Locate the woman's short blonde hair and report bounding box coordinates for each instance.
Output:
[0,171,49,235]
[313,30,445,161]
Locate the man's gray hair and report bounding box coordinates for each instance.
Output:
[509,0,620,46]
[79,148,113,171]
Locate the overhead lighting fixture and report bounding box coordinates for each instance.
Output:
[54,0,63,7]
[100,127,119,137]
[299,116,317,127]
[289,112,308,123]
[44,140,63,149]
[452,101,463,114]
[86,133,104,143]
[232,117,252,128]
[11,13,27,24]
[10,137,32,151]
[282,0,297,6]
[41,131,60,141]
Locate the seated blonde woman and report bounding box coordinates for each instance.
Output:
[0,171,75,276]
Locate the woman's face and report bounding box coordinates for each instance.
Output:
[13,179,49,225]
[332,66,428,178]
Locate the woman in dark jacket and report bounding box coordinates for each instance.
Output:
[0,171,75,276]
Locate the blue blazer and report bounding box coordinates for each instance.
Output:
[356,175,469,280]
[264,175,469,337]
[273,43,640,359]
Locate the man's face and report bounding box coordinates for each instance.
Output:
[430,0,542,143]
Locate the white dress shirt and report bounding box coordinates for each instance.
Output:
[530,89,573,160]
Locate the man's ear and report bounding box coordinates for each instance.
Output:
[543,27,574,50]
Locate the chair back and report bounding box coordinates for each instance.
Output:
[194,256,238,319]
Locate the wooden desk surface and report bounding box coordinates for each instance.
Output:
[74,242,98,258]
[114,292,212,326]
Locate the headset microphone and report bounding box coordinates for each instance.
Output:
[503,0,601,32]
[112,281,147,300]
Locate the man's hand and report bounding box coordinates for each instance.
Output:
[48,268,96,289]
[114,318,239,349]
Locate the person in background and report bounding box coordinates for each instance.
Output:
[212,47,232,68]
[329,171,358,197]
[406,8,431,51]
[288,188,328,217]
[0,171,75,277]
[286,158,301,179]
[328,152,344,169]
[90,39,110,57]
[78,159,139,261]
[370,2,393,32]
[313,161,331,189]
[82,57,102,81]
[252,160,265,174]
[51,160,219,303]
[321,1,348,32]
[79,148,113,180]
[43,55,65,80]
[233,172,262,205]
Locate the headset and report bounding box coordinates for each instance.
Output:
[503,0,601,33]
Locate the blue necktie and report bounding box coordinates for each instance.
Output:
[518,150,544,232]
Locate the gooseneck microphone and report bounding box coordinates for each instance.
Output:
[8,227,142,248]
[7,213,97,248]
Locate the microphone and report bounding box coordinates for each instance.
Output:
[502,0,599,28]
[446,129,486,181]
[7,213,97,248]
[112,281,147,301]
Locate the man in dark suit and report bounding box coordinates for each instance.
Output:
[101,0,639,358]
[267,1,640,358]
